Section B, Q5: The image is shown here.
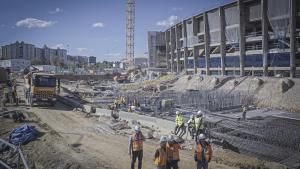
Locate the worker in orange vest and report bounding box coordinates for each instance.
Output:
[194,134,213,169]
[128,126,145,169]
[154,136,168,169]
[166,135,181,169]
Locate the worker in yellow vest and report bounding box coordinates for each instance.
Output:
[195,111,204,138]
[194,134,213,169]
[128,126,145,169]
[174,111,185,137]
[187,114,196,139]
[166,135,181,169]
[154,136,168,169]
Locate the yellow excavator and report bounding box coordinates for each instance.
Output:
[113,66,145,83]
[24,71,60,106]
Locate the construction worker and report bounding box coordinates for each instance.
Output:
[195,111,204,138]
[242,106,247,121]
[174,111,184,136]
[154,136,168,169]
[187,114,196,139]
[166,135,181,169]
[128,125,145,169]
[194,134,213,169]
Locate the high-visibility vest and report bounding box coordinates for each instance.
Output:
[195,142,212,162]
[187,118,195,127]
[175,115,184,126]
[195,117,204,130]
[154,147,167,167]
[132,134,143,151]
[167,143,180,161]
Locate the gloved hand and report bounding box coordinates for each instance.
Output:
[194,154,197,162]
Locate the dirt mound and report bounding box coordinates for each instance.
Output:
[255,78,300,112]
[170,75,220,91]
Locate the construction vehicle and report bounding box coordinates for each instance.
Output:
[24,72,59,106]
[0,67,18,107]
[114,66,146,83]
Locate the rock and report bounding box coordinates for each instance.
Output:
[142,128,154,139]
[278,79,294,93]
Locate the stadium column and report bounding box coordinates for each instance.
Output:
[262,0,269,76]
[238,0,246,76]
[220,6,226,76]
[204,12,211,75]
[175,25,180,73]
[193,16,198,74]
[290,0,296,78]
[165,31,170,71]
[169,30,174,73]
[183,20,188,74]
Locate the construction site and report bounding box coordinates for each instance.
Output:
[1,0,300,169]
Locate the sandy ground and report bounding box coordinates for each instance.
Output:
[1,102,286,169]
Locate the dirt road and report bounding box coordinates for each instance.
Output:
[0,101,285,169]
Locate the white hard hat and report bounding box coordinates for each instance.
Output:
[168,135,174,141]
[160,136,168,143]
[134,125,141,131]
[176,111,181,115]
[197,134,206,140]
[197,110,203,116]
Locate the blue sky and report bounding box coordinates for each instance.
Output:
[0,0,233,61]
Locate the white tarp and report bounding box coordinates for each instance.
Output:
[224,6,239,44]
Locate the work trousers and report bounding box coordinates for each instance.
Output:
[188,126,195,139]
[157,166,166,169]
[166,160,179,169]
[131,150,143,169]
[196,129,203,138]
[197,161,208,169]
[175,124,186,137]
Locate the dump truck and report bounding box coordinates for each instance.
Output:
[24,72,59,106]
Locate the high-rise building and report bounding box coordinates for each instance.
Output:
[88,56,97,65]
[1,41,35,60]
[1,42,67,66]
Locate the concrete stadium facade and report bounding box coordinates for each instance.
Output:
[164,0,300,77]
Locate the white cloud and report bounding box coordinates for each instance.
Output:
[93,22,104,28]
[16,18,55,28]
[52,43,64,49]
[172,7,183,11]
[104,53,121,56]
[50,8,62,14]
[77,48,93,53]
[77,48,88,52]
[156,15,179,27]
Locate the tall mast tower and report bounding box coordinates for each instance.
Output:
[126,0,135,68]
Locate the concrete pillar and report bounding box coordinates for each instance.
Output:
[165,31,171,71]
[169,30,174,73]
[177,50,180,73]
[220,7,226,76]
[175,26,180,73]
[238,0,245,76]
[184,48,188,74]
[193,47,198,74]
[262,0,269,76]
[290,0,296,78]
[192,17,198,74]
[204,12,210,75]
[183,21,188,74]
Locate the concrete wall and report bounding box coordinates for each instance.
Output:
[56,74,114,81]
